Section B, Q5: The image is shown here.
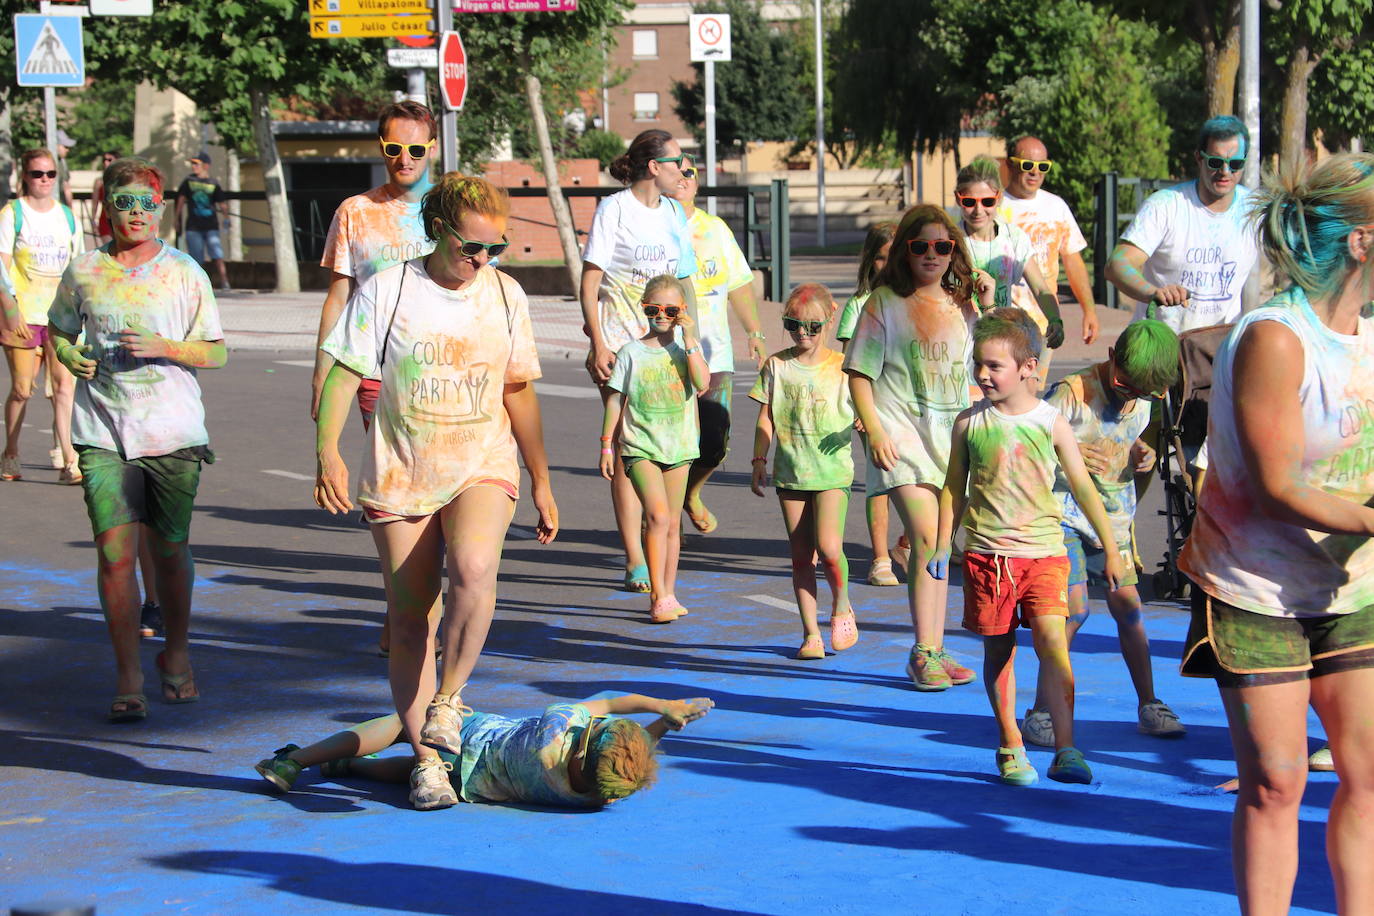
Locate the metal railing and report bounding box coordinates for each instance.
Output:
[1092,172,1173,310]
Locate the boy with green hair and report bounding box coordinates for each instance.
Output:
[1021,319,1185,746]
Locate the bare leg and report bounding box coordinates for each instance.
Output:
[1310,667,1374,915]
[778,491,820,638]
[1220,680,1310,916]
[865,493,891,563]
[212,257,230,290]
[603,386,645,572]
[42,338,77,466]
[1033,583,1089,710]
[659,463,690,599]
[435,485,516,697]
[628,461,671,604]
[94,522,143,696]
[137,525,159,606]
[813,488,851,617]
[1030,615,1076,750]
[684,371,731,526]
[288,714,407,767]
[888,484,947,649]
[144,527,196,676]
[375,515,445,758]
[1106,585,1157,705]
[983,632,1019,747]
[3,345,41,459]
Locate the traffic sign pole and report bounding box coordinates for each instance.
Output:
[689,13,729,217]
[44,87,56,162]
[437,3,456,172]
[704,59,716,216]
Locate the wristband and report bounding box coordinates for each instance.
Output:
[684,344,701,356]
[751,456,767,463]
[1048,317,1064,325]
[748,331,766,340]
[599,435,612,442]
[601,448,614,455]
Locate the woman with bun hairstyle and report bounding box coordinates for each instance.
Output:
[1178,153,1374,913]
[581,129,698,593]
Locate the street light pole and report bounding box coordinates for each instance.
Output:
[814,0,825,248]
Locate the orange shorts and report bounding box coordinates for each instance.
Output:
[962,552,1070,636]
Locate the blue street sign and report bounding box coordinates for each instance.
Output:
[14,14,85,88]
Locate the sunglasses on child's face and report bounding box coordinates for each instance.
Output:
[439,222,509,258]
[28,169,57,180]
[642,304,682,319]
[958,195,997,209]
[1009,156,1052,173]
[379,137,435,159]
[1111,365,1165,400]
[1200,153,1246,173]
[111,193,162,212]
[782,317,826,336]
[908,238,955,256]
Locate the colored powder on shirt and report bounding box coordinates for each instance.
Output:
[750,348,854,491]
[962,398,1065,558]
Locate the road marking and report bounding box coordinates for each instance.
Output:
[65,613,321,657]
[262,469,312,481]
[0,817,44,826]
[535,383,598,399]
[274,359,316,368]
[746,594,797,613]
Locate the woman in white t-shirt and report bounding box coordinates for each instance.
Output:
[316,173,560,811]
[580,129,697,592]
[0,148,83,483]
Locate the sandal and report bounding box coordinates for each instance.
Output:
[156,650,199,704]
[686,504,718,534]
[795,635,825,660]
[830,609,859,652]
[624,563,651,593]
[108,693,148,722]
[650,598,679,624]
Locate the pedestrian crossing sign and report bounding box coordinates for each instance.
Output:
[14,14,85,88]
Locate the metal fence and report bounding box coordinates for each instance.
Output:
[1092,172,1173,310]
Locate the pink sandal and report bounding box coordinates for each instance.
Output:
[795,635,825,660]
[830,610,859,652]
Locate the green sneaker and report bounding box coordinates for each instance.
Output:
[1048,746,1093,784]
[255,744,303,792]
[996,746,1039,786]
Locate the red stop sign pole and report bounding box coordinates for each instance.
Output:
[439,30,468,111]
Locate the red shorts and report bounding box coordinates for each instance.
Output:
[962,552,1070,636]
[357,378,381,431]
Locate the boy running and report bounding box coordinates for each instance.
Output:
[49,157,226,723]
[931,308,1123,786]
[1021,319,1186,745]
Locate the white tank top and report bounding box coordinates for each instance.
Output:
[1180,286,1374,617]
[962,398,1065,559]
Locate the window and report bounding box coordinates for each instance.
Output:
[632,29,657,58]
[633,92,659,121]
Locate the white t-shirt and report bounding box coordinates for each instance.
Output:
[49,244,222,459]
[1000,188,1085,327]
[582,189,697,354]
[0,200,83,324]
[322,261,541,517]
[1121,182,1258,333]
[962,219,1034,313]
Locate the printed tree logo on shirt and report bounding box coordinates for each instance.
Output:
[408,364,494,426]
[635,359,688,416]
[907,337,968,412]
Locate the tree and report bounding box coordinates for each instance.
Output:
[671,0,811,151]
[1309,41,1374,150]
[1115,0,1243,117]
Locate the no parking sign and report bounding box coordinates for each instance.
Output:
[689,13,730,62]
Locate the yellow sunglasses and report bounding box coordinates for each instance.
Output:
[379,137,436,159]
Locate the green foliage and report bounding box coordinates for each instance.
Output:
[671,0,812,148]
[575,128,626,169]
[1310,42,1374,149]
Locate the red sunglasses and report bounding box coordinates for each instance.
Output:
[908,238,955,256]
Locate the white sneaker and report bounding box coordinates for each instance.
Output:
[0,454,20,480]
[1138,700,1186,737]
[1309,745,1334,772]
[408,755,457,810]
[48,447,64,469]
[1021,707,1055,747]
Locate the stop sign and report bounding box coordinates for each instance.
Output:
[439,30,468,112]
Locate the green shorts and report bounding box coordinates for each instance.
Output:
[77,445,211,542]
[622,455,693,474]
[1181,585,1374,687]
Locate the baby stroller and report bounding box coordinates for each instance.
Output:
[1150,320,1234,600]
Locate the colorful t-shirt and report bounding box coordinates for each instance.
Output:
[1121,181,1259,333]
[962,219,1034,314]
[0,199,83,324]
[685,208,752,374]
[321,261,540,516]
[749,348,854,491]
[961,399,1065,559]
[1000,189,1086,330]
[49,243,222,459]
[321,185,434,287]
[175,176,226,232]
[843,284,974,493]
[1047,366,1149,549]
[1180,286,1374,618]
[606,338,700,466]
[582,189,697,354]
[836,290,870,342]
[456,703,602,806]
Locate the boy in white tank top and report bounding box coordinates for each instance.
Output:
[931,308,1124,787]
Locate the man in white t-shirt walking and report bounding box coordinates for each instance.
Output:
[1105,116,1259,333]
[1000,135,1100,346]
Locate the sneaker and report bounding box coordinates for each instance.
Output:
[48,447,64,469]
[1048,746,1093,784]
[59,460,82,485]
[1021,708,1056,748]
[935,648,975,685]
[254,744,303,792]
[1,454,21,480]
[866,558,899,586]
[890,543,911,577]
[1138,700,1186,737]
[905,644,952,691]
[419,690,471,755]
[139,602,164,639]
[1309,745,1335,772]
[996,746,1039,786]
[409,755,458,810]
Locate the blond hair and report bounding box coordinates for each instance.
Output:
[421,173,510,242]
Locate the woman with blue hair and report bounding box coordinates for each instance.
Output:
[1178,153,1374,914]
